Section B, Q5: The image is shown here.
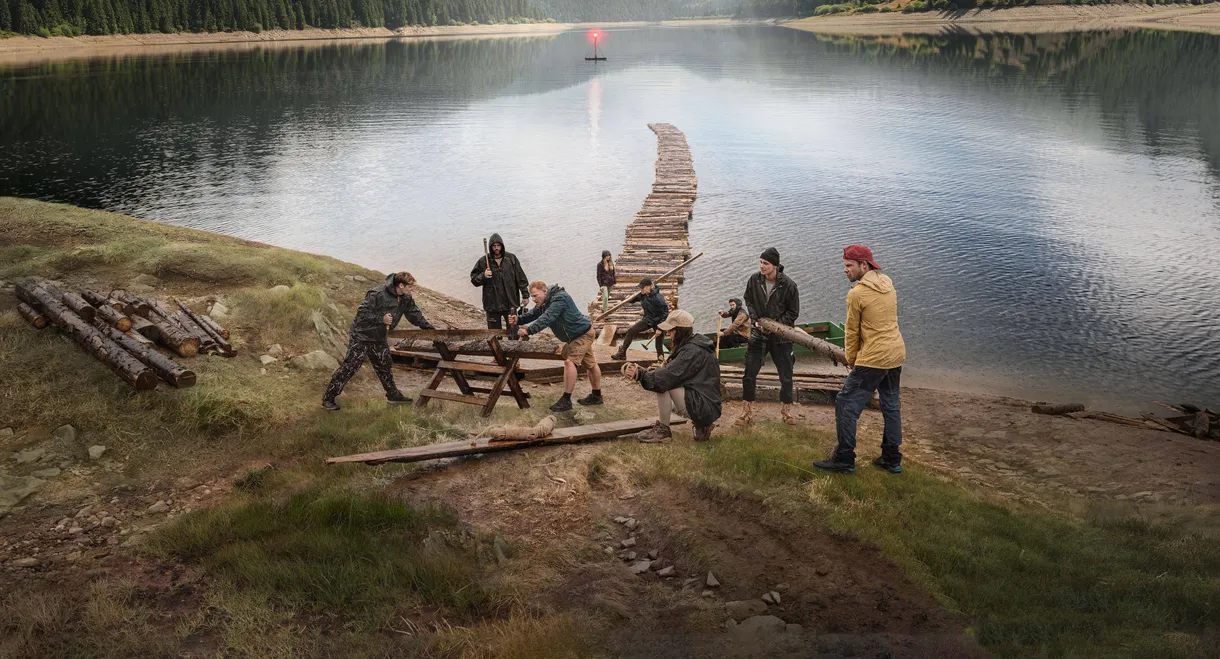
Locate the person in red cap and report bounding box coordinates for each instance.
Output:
[814,245,906,475]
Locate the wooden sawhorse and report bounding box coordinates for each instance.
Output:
[415,335,530,417]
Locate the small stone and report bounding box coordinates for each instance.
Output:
[75,506,91,518]
[66,551,81,561]
[761,592,775,605]
[626,551,637,560]
[706,571,720,588]
[88,446,107,460]
[174,477,200,491]
[260,368,267,375]
[770,591,781,604]
[269,285,291,293]
[147,500,169,514]
[727,599,768,619]
[289,350,340,371]
[0,428,13,439]
[620,537,636,548]
[613,516,628,524]
[786,623,803,634]
[14,448,45,464]
[629,560,652,574]
[101,517,117,527]
[259,355,277,366]
[69,526,84,534]
[209,301,229,318]
[731,615,787,638]
[11,557,39,568]
[52,424,77,443]
[353,274,369,283]
[657,566,675,577]
[266,344,284,357]
[775,583,789,591]
[702,590,714,598]
[624,518,638,530]
[604,546,615,555]
[31,468,60,479]
[132,273,161,287]
[647,550,658,560]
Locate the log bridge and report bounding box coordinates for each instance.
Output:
[592,123,697,336]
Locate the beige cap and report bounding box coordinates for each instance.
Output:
[657,309,694,331]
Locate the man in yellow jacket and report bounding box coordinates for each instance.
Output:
[814,245,906,475]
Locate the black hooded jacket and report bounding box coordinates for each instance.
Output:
[637,333,722,427]
[349,274,433,343]
[743,266,800,344]
[470,233,530,314]
[639,288,670,329]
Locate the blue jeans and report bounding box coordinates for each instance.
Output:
[833,366,902,464]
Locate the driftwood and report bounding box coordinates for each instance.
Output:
[17,302,47,329]
[17,280,157,390]
[95,304,133,332]
[92,317,196,387]
[1031,403,1086,415]
[756,318,849,367]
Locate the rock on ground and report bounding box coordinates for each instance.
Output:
[289,350,340,371]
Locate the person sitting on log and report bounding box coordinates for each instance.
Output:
[511,281,603,412]
[322,272,432,411]
[471,233,530,330]
[814,245,906,475]
[612,278,670,362]
[624,310,721,443]
[735,247,800,428]
[596,250,617,314]
[718,297,750,349]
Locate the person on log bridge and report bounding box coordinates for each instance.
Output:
[814,245,907,475]
[470,232,530,330]
[612,278,670,362]
[735,247,800,428]
[718,298,750,349]
[624,310,721,443]
[511,280,603,412]
[596,250,616,314]
[322,272,433,411]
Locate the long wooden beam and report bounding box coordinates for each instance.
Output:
[326,417,688,465]
[387,328,507,341]
[594,251,703,322]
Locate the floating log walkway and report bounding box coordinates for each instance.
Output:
[592,123,696,334]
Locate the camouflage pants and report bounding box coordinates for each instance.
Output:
[323,339,399,402]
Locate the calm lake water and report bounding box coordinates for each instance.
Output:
[3,26,1219,411]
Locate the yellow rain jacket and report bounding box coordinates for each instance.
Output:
[845,270,906,369]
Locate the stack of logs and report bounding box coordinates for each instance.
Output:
[592,123,696,333]
[13,277,234,390]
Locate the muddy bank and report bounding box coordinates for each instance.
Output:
[783,3,1220,35]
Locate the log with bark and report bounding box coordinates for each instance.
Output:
[152,319,200,358]
[59,291,97,322]
[756,318,850,367]
[95,304,133,332]
[198,314,230,340]
[16,280,158,390]
[171,311,218,351]
[175,299,235,356]
[80,290,114,310]
[92,317,196,387]
[130,315,162,342]
[109,290,149,317]
[17,302,47,329]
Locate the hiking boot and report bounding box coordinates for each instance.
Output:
[612,349,628,362]
[872,456,903,474]
[732,402,754,429]
[576,392,604,406]
[813,455,856,474]
[637,421,672,443]
[549,396,573,412]
[781,403,798,425]
[386,391,412,405]
[693,423,714,442]
[322,399,341,412]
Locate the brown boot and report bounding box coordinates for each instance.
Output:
[781,403,798,425]
[637,421,672,443]
[732,402,754,429]
[612,348,628,361]
[693,423,714,442]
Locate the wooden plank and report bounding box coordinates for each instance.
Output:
[437,360,507,375]
[326,417,689,465]
[419,388,489,406]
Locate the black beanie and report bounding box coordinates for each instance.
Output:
[760,247,780,267]
[601,250,612,258]
[639,278,653,288]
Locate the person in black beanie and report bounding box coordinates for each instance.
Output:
[735,247,800,427]
[612,278,670,362]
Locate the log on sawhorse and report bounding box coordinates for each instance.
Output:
[414,335,530,417]
[326,417,689,465]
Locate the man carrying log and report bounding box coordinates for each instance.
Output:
[623,310,721,443]
[735,248,800,427]
[470,233,530,330]
[511,281,603,412]
[322,272,433,411]
[814,245,906,475]
[612,279,670,362]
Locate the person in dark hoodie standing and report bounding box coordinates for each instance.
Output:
[624,310,721,443]
[511,280,604,412]
[735,247,800,428]
[612,278,670,362]
[322,272,433,411]
[470,233,530,330]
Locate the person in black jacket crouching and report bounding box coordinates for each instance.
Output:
[623,310,721,443]
[613,278,670,362]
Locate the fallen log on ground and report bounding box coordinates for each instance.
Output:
[80,290,113,310]
[17,302,47,329]
[109,290,148,317]
[91,317,196,387]
[16,280,157,390]
[130,315,161,341]
[757,318,849,367]
[59,291,96,322]
[175,299,234,356]
[151,319,200,358]
[326,417,688,466]
[198,314,230,340]
[1031,403,1086,415]
[94,304,133,332]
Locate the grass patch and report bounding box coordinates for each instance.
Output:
[631,425,1220,658]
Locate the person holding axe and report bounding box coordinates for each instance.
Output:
[470,233,530,330]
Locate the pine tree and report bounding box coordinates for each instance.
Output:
[1,0,13,31]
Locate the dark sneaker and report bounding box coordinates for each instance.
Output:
[322,399,340,412]
[872,456,903,474]
[386,391,412,405]
[813,456,856,474]
[693,424,714,442]
[612,351,627,362]
[576,392,604,406]
[549,397,573,412]
[637,421,672,443]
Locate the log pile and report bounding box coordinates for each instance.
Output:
[591,123,697,334]
[9,277,238,390]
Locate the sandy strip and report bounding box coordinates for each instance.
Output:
[0,19,733,65]
[781,3,1220,36]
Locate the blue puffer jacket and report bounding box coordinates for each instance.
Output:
[518,285,592,342]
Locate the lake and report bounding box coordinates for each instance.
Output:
[2,26,1218,412]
